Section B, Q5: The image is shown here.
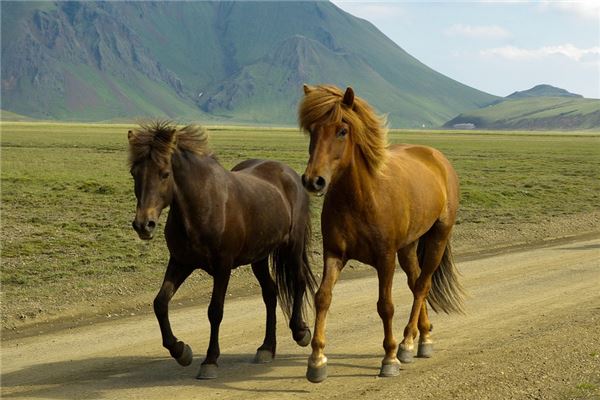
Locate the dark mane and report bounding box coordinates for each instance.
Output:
[128,120,211,168]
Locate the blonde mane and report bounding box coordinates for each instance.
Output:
[298,84,389,175]
[128,120,211,168]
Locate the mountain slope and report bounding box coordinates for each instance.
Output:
[1,1,497,126]
[444,97,600,130]
[1,2,209,121]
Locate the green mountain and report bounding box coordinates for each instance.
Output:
[506,84,583,100]
[0,109,33,121]
[444,97,600,130]
[1,1,497,127]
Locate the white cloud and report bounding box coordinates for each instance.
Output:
[481,44,600,62]
[540,0,600,20]
[446,24,511,39]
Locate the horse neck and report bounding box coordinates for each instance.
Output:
[329,148,378,207]
[170,152,226,222]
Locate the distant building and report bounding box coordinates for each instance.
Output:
[452,123,475,130]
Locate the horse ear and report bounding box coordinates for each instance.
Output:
[342,87,354,107]
[303,84,313,95]
[169,128,178,145]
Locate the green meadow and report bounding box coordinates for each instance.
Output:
[1,121,599,329]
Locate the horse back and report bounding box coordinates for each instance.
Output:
[388,143,458,196]
[226,159,307,262]
[232,159,307,210]
[386,143,459,228]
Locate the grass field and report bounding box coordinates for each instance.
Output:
[1,121,599,329]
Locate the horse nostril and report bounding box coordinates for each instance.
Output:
[314,176,326,190]
[147,220,156,230]
[132,220,139,231]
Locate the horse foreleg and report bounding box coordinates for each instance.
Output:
[376,253,401,377]
[196,268,231,380]
[398,241,433,363]
[251,258,277,363]
[306,253,345,383]
[399,232,449,363]
[154,257,194,366]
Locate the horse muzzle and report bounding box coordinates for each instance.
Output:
[301,174,327,196]
[132,218,157,240]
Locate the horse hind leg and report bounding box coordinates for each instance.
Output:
[397,241,434,363]
[251,258,277,363]
[400,226,457,365]
[288,243,314,348]
[272,219,315,348]
[154,258,194,366]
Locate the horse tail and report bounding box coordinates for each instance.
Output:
[271,202,317,321]
[418,239,466,314]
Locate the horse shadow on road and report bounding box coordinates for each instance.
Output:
[1,352,380,399]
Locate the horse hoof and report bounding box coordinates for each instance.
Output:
[176,344,193,367]
[306,363,327,383]
[379,360,401,377]
[196,363,218,380]
[417,342,434,358]
[254,349,274,364]
[398,348,414,364]
[296,329,312,347]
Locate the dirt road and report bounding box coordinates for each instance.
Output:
[2,237,599,399]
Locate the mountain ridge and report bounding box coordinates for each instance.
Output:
[444,96,600,130]
[1,1,497,126]
[506,84,583,100]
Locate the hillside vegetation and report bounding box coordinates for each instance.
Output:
[445,97,600,130]
[1,1,496,127]
[0,109,32,121]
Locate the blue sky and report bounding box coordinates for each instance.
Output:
[332,1,600,98]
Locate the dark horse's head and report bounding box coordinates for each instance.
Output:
[127,121,209,240]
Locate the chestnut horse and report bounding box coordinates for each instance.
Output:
[299,85,464,382]
[128,121,316,379]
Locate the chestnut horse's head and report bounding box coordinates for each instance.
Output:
[298,84,388,195]
[127,121,209,240]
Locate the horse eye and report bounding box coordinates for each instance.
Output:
[160,171,170,180]
[336,128,348,138]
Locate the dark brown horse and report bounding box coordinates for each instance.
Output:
[299,85,465,382]
[127,121,316,379]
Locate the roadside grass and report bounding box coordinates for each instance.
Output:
[561,381,599,400]
[1,121,599,328]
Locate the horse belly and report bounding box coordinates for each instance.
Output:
[235,225,289,265]
[323,186,444,263]
[234,200,291,265]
